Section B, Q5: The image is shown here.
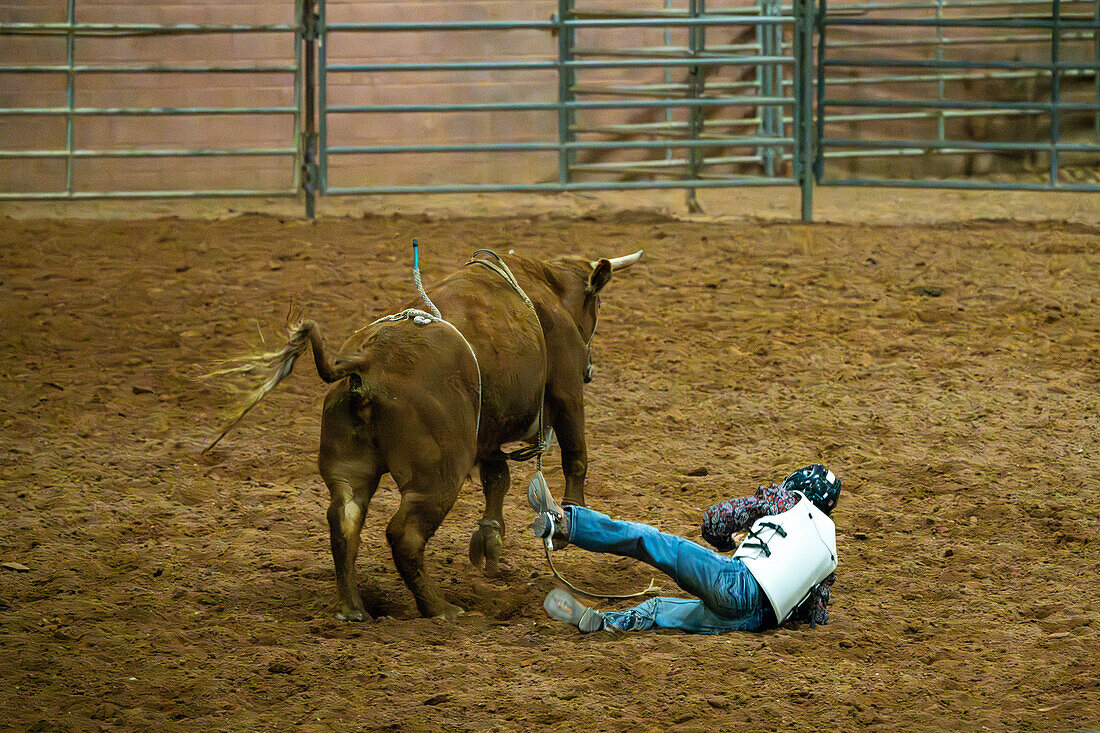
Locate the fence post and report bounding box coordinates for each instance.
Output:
[1094,0,1099,141]
[1049,0,1061,186]
[756,0,782,178]
[300,0,320,218]
[686,0,705,213]
[792,0,815,221]
[65,0,76,196]
[555,1,576,188]
[813,0,826,183]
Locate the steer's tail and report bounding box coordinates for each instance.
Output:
[204,319,356,453]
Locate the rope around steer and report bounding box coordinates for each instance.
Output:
[431,243,662,602]
[465,248,534,310]
[464,248,551,468]
[369,306,483,437]
[543,542,661,600]
[363,239,482,434]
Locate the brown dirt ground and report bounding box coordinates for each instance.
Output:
[1,206,1098,732]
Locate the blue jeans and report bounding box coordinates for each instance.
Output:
[565,506,769,634]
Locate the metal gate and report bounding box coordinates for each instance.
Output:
[314,1,815,217]
[2,0,1097,217]
[0,0,306,201]
[816,0,1100,192]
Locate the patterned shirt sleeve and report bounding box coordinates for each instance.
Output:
[792,572,835,627]
[700,483,799,551]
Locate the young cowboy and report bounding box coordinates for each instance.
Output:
[530,465,840,634]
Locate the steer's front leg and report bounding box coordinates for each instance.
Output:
[547,392,587,507]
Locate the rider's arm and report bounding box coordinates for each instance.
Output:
[701,484,789,550]
[793,572,835,627]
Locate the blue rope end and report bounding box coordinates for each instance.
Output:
[412,238,419,269]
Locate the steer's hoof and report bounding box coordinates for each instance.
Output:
[336,609,366,622]
[468,521,503,574]
[468,533,485,568]
[432,603,465,623]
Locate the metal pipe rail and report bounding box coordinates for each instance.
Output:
[815,0,1100,191]
[318,0,812,214]
[327,135,796,154]
[0,1,305,201]
[325,57,794,72]
[3,0,1095,217]
[327,97,794,115]
[812,0,1081,9]
[0,23,298,36]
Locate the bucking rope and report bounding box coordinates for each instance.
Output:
[419,243,659,602]
[363,239,482,434]
[542,540,661,600]
[465,248,548,464]
[463,250,659,601]
[412,238,442,319]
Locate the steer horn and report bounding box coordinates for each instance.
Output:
[603,250,644,271]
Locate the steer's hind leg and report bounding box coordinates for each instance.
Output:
[321,465,382,622]
[387,475,464,621]
[469,456,508,575]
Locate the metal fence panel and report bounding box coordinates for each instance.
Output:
[0,0,305,200]
[815,0,1100,192]
[315,0,813,215]
[2,0,1096,215]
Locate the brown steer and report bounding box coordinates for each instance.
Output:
[208,249,643,620]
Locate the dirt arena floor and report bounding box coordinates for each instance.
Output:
[1,202,1098,732]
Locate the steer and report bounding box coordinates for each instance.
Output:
[207,248,643,620]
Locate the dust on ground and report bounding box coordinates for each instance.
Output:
[0,204,1098,732]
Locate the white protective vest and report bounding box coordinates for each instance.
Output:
[732,491,838,623]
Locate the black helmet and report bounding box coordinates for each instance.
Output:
[783,464,841,515]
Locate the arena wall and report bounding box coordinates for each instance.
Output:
[1,1,1096,195]
[1,0,565,194]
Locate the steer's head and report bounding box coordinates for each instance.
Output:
[543,250,643,383]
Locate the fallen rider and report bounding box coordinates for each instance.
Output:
[530,465,840,634]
